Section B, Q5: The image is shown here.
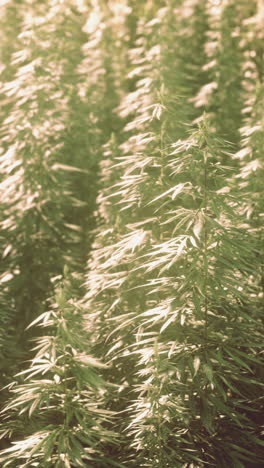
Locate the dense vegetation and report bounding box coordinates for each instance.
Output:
[0,0,263,466]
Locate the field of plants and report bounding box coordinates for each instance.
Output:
[0,0,263,466]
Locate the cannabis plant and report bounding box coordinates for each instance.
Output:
[0,271,119,468]
[0,0,263,466]
[0,0,100,387]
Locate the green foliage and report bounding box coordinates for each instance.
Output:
[0,0,263,466]
[0,0,110,388]
[206,0,245,145]
[86,111,264,466]
[83,1,264,466]
[0,271,118,467]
